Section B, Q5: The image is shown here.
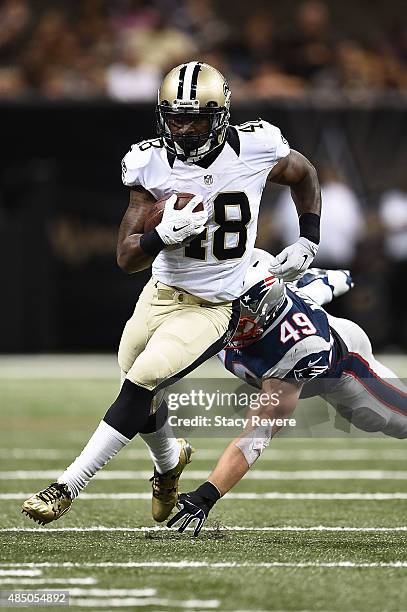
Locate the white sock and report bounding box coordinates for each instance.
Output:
[58,421,130,499]
[139,422,181,474]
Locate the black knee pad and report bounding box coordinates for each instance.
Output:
[103,379,153,439]
[336,403,387,433]
[351,406,387,433]
[139,400,169,434]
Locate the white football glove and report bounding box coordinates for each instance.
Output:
[156,194,208,246]
[268,237,319,282]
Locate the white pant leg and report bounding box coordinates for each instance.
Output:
[325,316,407,438]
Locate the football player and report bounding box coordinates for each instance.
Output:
[22,62,321,525]
[167,249,407,536]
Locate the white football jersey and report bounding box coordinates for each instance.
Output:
[122,119,290,302]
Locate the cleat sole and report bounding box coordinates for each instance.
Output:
[21,506,51,526]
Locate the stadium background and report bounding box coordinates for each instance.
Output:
[0,0,406,354]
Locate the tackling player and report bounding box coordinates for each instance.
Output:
[167,249,407,536]
[22,62,322,525]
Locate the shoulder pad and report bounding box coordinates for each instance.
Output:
[288,351,331,383]
[121,138,164,187]
[263,335,332,380]
[234,119,290,171]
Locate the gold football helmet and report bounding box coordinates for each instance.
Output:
[156,61,231,163]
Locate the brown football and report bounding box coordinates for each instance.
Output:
[144,192,203,233]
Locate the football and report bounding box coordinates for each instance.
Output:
[144,192,203,233]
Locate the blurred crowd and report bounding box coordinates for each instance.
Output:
[0,0,406,101]
[256,167,407,351]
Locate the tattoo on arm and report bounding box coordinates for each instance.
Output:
[116,186,156,273]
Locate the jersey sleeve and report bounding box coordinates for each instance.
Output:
[263,120,290,163]
[236,119,290,172]
[284,348,331,383]
[263,335,332,383]
[121,142,155,188]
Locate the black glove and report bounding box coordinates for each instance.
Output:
[166,481,221,536]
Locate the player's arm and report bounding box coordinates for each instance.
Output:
[116,186,157,273]
[267,150,321,281]
[207,377,302,493]
[268,150,321,219]
[167,377,302,536]
[117,188,208,273]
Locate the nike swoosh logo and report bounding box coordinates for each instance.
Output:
[173,224,189,232]
[308,356,322,367]
[300,254,308,269]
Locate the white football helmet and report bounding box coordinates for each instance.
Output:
[156,61,231,163]
[231,249,286,348]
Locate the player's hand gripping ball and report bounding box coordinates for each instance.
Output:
[147,193,207,246]
[144,193,204,232]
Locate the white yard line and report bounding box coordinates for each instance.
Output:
[3,492,407,501]
[2,470,407,480]
[0,578,97,585]
[0,570,42,576]
[0,354,227,380]
[69,589,156,597]
[0,353,403,378]
[2,526,406,533]
[69,597,219,608]
[1,561,406,569]
[1,448,406,461]
[0,354,118,379]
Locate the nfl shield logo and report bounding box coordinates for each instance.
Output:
[204,175,213,185]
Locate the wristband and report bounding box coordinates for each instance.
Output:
[140,229,166,256]
[299,213,320,245]
[195,481,221,509]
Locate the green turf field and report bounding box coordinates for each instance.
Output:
[0,356,406,611]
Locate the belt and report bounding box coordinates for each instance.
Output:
[155,283,219,306]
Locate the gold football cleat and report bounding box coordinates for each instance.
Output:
[150,438,194,523]
[21,482,72,525]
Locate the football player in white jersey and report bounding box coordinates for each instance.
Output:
[167,250,407,536]
[22,62,322,525]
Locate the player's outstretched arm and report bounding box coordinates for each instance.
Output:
[267,150,321,281]
[117,186,157,273]
[208,377,302,494]
[167,378,302,536]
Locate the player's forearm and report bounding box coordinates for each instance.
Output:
[207,439,250,496]
[290,161,321,218]
[290,165,321,245]
[117,186,158,272]
[116,235,155,273]
[269,151,321,246]
[208,384,299,495]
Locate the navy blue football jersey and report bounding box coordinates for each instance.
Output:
[219,285,340,388]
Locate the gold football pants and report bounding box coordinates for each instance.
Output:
[118,278,239,392]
